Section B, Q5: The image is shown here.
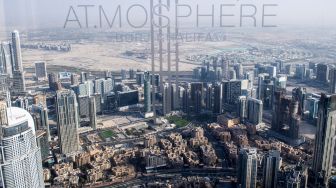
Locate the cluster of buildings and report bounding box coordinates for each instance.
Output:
[143,127,218,170]
[21,42,71,52]
[1,29,336,188]
[45,145,136,186]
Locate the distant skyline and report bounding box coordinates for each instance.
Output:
[0,0,336,31]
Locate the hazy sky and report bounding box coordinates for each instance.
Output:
[0,0,336,30]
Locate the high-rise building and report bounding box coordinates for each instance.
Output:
[234,63,244,79]
[104,70,111,79]
[120,69,127,80]
[285,64,293,75]
[312,94,336,187]
[257,74,274,109]
[220,57,229,80]
[0,104,44,187]
[237,148,258,188]
[286,164,308,188]
[72,81,94,96]
[316,63,329,83]
[247,98,263,125]
[11,30,23,72]
[0,74,9,96]
[129,69,135,79]
[238,96,247,121]
[329,66,336,94]
[56,90,80,154]
[266,65,277,78]
[262,150,281,188]
[144,72,151,113]
[181,85,191,114]
[105,92,117,112]
[292,87,307,116]
[80,72,88,83]
[48,72,58,91]
[274,74,287,89]
[94,78,114,98]
[10,31,26,93]
[288,101,300,140]
[229,69,237,80]
[0,42,12,76]
[272,90,301,141]
[190,83,203,114]
[12,70,26,92]
[31,103,50,141]
[71,73,80,85]
[162,83,171,115]
[89,96,97,130]
[136,72,144,86]
[305,96,319,121]
[36,129,50,161]
[295,64,306,80]
[0,100,8,126]
[170,83,179,111]
[77,94,102,117]
[205,83,213,111]
[223,80,249,105]
[34,61,47,80]
[257,73,268,100]
[117,90,139,107]
[213,83,222,114]
[244,71,254,89]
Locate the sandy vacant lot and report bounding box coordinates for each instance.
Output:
[22,41,241,72]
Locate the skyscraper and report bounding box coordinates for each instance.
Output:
[11,30,23,72]
[163,83,171,115]
[257,73,268,101]
[292,87,307,116]
[288,101,300,140]
[48,72,58,91]
[10,31,26,93]
[220,57,229,80]
[234,63,244,79]
[329,67,336,94]
[223,80,249,105]
[80,72,88,83]
[72,81,94,96]
[0,42,12,76]
[312,94,336,187]
[244,71,254,89]
[213,83,223,114]
[144,72,151,113]
[56,90,80,154]
[238,96,247,121]
[262,150,281,188]
[89,96,97,130]
[247,98,263,125]
[181,85,191,114]
[205,83,213,111]
[12,70,26,92]
[0,103,44,187]
[316,63,329,83]
[237,148,258,188]
[170,83,179,110]
[129,69,135,79]
[31,99,50,141]
[35,61,47,80]
[0,74,9,95]
[0,100,7,127]
[71,73,80,85]
[286,163,308,188]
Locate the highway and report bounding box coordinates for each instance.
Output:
[105,168,236,188]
